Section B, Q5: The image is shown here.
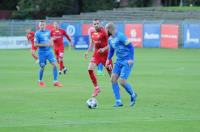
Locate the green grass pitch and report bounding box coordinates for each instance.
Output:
[0,48,200,132]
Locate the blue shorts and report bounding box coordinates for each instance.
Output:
[112,61,133,80]
[38,51,56,66]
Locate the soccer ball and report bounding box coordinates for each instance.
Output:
[86,98,98,109]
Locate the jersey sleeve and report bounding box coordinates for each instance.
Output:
[119,33,131,45]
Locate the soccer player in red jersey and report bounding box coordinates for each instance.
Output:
[85,19,113,97]
[51,22,73,75]
[26,28,38,63]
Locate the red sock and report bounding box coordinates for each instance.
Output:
[60,61,64,71]
[32,53,38,60]
[88,70,97,87]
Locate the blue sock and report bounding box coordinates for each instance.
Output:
[53,66,58,81]
[98,63,103,72]
[123,83,135,97]
[112,82,121,101]
[39,68,44,81]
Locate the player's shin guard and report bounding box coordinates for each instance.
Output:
[39,68,44,81]
[53,66,58,81]
[123,83,135,97]
[112,82,121,101]
[88,70,97,87]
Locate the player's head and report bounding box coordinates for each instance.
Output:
[105,22,116,36]
[93,19,100,31]
[53,21,59,30]
[39,20,46,30]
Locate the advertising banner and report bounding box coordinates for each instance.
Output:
[183,23,200,48]
[161,24,179,48]
[125,24,143,47]
[0,37,30,49]
[73,35,89,50]
[143,24,160,48]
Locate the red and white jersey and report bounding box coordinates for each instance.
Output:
[26,31,35,45]
[90,27,108,56]
[51,28,71,48]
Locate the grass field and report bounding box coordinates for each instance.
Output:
[0,48,200,132]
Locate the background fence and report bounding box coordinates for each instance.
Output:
[0,20,200,49]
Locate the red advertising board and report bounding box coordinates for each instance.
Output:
[82,24,93,36]
[125,24,143,47]
[161,24,179,48]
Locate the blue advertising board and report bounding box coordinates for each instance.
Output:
[143,24,160,48]
[183,23,200,48]
[60,22,81,46]
[73,35,89,50]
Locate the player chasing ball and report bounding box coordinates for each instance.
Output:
[34,20,62,87]
[105,22,137,107]
[85,19,113,97]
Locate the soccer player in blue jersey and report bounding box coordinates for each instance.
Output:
[105,22,137,107]
[34,20,62,87]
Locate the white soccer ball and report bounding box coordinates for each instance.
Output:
[86,98,98,109]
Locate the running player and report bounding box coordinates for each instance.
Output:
[105,22,137,107]
[34,20,62,87]
[51,22,72,75]
[85,19,112,97]
[26,28,38,63]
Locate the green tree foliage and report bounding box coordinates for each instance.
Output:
[9,0,200,19]
[11,0,76,19]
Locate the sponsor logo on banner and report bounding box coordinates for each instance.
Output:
[60,22,81,46]
[161,24,179,48]
[66,25,76,36]
[143,24,160,48]
[74,36,89,50]
[183,24,200,48]
[125,24,143,47]
[144,33,159,39]
[0,36,30,49]
[60,22,81,37]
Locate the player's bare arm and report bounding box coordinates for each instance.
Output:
[84,40,94,59]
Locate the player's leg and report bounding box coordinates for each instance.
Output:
[119,64,137,106]
[88,57,100,97]
[59,47,67,74]
[31,48,38,62]
[102,58,113,77]
[111,61,123,107]
[38,53,46,87]
[54,49,59,63]
[47,51,62,87]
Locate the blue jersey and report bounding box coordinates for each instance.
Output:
[34,29,51,52]
[108,32,134,63]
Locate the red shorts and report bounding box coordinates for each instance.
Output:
[54,46,64,59]
[90,53,112,66]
